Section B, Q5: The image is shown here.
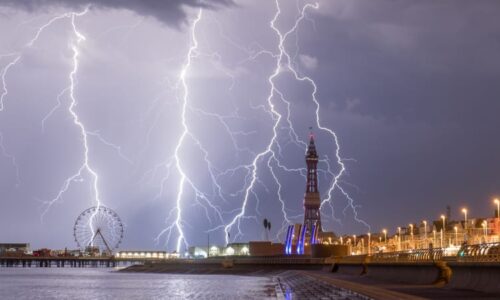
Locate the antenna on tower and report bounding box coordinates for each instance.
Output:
[309,126,314,139]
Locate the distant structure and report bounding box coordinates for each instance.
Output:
[285,132,334,255]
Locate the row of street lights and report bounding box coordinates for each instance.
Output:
[370,198,499,251]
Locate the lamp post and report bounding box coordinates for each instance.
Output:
[353,235,357,253]
[462,208,468,234]
[440,215,446,248]
[454,226,458,245]
[494,199,499,219]
[397,227,401,251]
[482,221,488,242]
[423,220,427,243]
[368,232,371,255]
[409,223,414,249]
[433,229,436,246]
[382,229,387,245]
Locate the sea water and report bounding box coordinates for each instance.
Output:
[0,268,276,299]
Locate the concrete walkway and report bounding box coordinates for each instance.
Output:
[300,271,500,300]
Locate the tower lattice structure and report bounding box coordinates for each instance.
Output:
[303,133,322,239]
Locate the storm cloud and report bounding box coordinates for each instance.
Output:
[0,0,499,250]
[0,0,233,26]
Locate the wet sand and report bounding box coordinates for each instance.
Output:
[123,262,500,299]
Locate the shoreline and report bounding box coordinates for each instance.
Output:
[120,261,500,300]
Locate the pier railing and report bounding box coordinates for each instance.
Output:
[456,242,500,262]
[352,242,500,263]
[370,248,444,263]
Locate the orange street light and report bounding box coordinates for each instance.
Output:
[462,208,468,231]
[423,220,428,241]
[397,227,401,251]
[440,215,446,248]
[367,232,371,255]
[494,199,500,219]
[454,226,458,245]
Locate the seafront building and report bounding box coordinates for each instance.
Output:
[345,213,500,255]
[188,243,250,258]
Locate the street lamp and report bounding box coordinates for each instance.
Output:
[353,235,357,252]
[462,208,468,231]
[423,220,428,246]
[494,199,500,219]
[397,227,401,251]
[382,229,387,245]
[367,232,371,255]
[433,229,436,246]
[409,223,414,250]
[440,215,446,248]
[441,214,446,229]
[482,221,488,242]
[454,226,458,245]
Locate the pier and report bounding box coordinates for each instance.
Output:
[0,256,170,268]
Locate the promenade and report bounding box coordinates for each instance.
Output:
[122,245,500,299]
[301,271,499,300]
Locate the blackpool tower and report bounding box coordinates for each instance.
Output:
[284,131,324,255]
[303,132,322,238]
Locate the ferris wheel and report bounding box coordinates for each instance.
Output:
[73,206,124,253]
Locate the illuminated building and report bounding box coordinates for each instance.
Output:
[115,251,179,259]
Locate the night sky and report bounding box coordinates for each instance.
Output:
[0,0,499,252]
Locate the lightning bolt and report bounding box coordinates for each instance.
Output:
[0,11,92,196]
[1,1,369,252]
[41,7,109,248]
[36,8,98,222]
[0,55,22,183]
[0,9,131,247]
[156,9,203,253]
[154,9,257,252]
[223,0,370,242]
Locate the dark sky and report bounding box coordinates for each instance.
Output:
[0,0,499,252]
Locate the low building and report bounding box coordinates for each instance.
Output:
[0,243,30,255]
[225,243,250,256]
[33,248,52,257]
[188,243,250,258]
[115,251,179,259]
[249,241,284,256]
